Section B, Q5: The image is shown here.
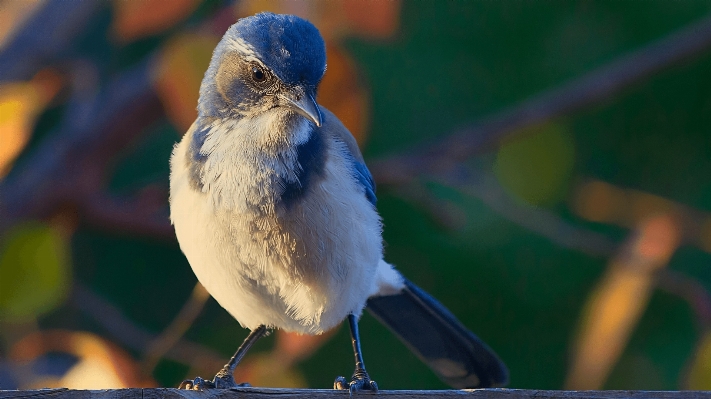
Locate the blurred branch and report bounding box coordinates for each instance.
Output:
[656,269,711,331]
[398,164,618,256]
[81,190,174,241]
[3,7,711,250]
[141,282,211,375]
[392,183,469,232]
[0,57,166,236]
[71,283,224,374]
[0,0,105,82]
[443,167,617,257]
[0,4,237,241]
[572,180,711,255]
[369,13,711,186]
[655,270,711,389]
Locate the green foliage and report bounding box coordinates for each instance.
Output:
[0,222,71,321]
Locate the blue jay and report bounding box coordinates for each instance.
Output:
[169,12,507,392]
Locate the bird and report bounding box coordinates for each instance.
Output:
[169,12,508,392]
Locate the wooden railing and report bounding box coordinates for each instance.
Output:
[1,389,710,399]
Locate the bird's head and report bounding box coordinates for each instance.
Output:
[198,13,326,127]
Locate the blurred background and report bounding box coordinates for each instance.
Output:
[2,0,711,391]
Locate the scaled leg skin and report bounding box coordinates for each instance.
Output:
[179,325,269,390]
[334,314,378,392]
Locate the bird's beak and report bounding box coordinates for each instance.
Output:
[280,90,323,127]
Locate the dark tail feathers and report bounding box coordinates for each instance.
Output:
[366,278,508,388]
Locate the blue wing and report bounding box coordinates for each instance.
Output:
[352,159,377,206]
[319,107,377,206]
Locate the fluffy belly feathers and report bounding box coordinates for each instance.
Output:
[169,137,383,334]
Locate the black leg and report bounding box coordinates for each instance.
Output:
[179,325,269,390]
[334,314,378,392]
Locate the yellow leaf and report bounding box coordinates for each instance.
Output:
[0,69,62,178]
[494,123,575,205]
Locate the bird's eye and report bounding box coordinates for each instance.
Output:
[252,66,266,82]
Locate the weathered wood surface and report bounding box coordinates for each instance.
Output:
[1,389,710,399]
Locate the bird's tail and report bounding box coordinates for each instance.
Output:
[366,278,508,389]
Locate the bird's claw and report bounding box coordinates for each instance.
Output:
[333,374,378,392]
[179,376,213,390]
[178,374,252,390]
[334,376,348,390]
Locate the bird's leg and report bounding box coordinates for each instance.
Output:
[334,314,378,392]
[179,325,269,390]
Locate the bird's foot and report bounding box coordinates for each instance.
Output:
[333,370,378,393]
[178,372,252,390]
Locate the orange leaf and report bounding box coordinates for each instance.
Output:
[565,215,681,389]
[317,44,370,145]
[153,33,219,133]
[343,0,401,39]
[236,1,401,40]
[112,0,202,43]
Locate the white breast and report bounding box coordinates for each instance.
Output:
[169,118,398,334]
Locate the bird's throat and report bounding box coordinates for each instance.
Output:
[190,113,320,213]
